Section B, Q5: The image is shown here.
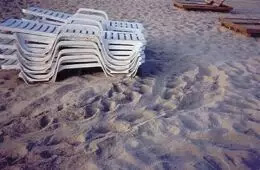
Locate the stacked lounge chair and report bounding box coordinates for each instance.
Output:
[22,7,144,32]
[0,7,146,84]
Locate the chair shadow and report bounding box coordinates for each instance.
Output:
[56,67,103,82]
[137,49,165,78]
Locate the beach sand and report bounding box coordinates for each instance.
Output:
[0,0,260,169]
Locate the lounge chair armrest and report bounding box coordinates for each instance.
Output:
[76,8,109,20]
[67,14,104,31]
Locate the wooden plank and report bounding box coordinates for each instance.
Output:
[220,18,260,37]
[222,18,260,22]
[173,0,233,12]
[238,24,260,33]
[220,19,251,36]
[220,18,260,25]
[220,18,260,23]
[176,0,212,5]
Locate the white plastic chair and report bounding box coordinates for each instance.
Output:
[22,7,144,32]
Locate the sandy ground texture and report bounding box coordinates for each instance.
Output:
[0,0,260,169]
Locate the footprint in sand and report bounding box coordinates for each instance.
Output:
[160,65,228,114]
[20,96,51,117]
[194,155,229,170]
[39,115,51,129]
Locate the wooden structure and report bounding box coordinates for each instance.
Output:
[173,0,233,12]
[220,18,260,37]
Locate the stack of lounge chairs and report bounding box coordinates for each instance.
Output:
[0,7,146,83]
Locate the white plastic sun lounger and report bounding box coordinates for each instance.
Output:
[8,31,144,74]
[0,19,145,64]
[0,18,145,56]
[15,41,143,76]
[0,19,145,82]
[1,46,144,83]
[1,50,144,83]
[18,62,102,83]
[15,47,144,83]
[1,37,144,77]
[0,25,109,74]
[22,7,144,32]
[19,55,101,80]
[0,39,111,79]
[0,35,144,77]
[1,44,144,82]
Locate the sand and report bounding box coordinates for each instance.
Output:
[0,0,260,169]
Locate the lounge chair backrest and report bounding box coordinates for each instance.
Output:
[23,7,72,21]
[23,7,109,23]
[0,18,103,40]
[67,13,104,30]
[0,19,59,36]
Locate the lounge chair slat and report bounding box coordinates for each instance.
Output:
[26,43,49,48]
[131,33,137,40]
[31,23,43,31]
[1,19,16,27]
[27,22,37,30]
[9,20,22,28]
[0,38,14,45]
[45,25,56,33]
[40,8,48,14]
[4,59,15,65]
[125,33,131,40]
[39,24,49,32]
[119,33,125,40]
[0,44,16,50]
[49,26,57,33]
[9,59,17,65]
[108,45,134,50]
[34,7,42,12]
[109,51,133,56]
[20,34,53,42]
[60,13,69,18]
[56,12,64,18]
[106,32,111,39]
[0,59,8,65]
[60,13,65,18]
[46,10,54,16]
[0,53,16,60]
[30,7,38,12]
[3,49,14,55]
[64,14,72,19]
[17,21,29,28]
